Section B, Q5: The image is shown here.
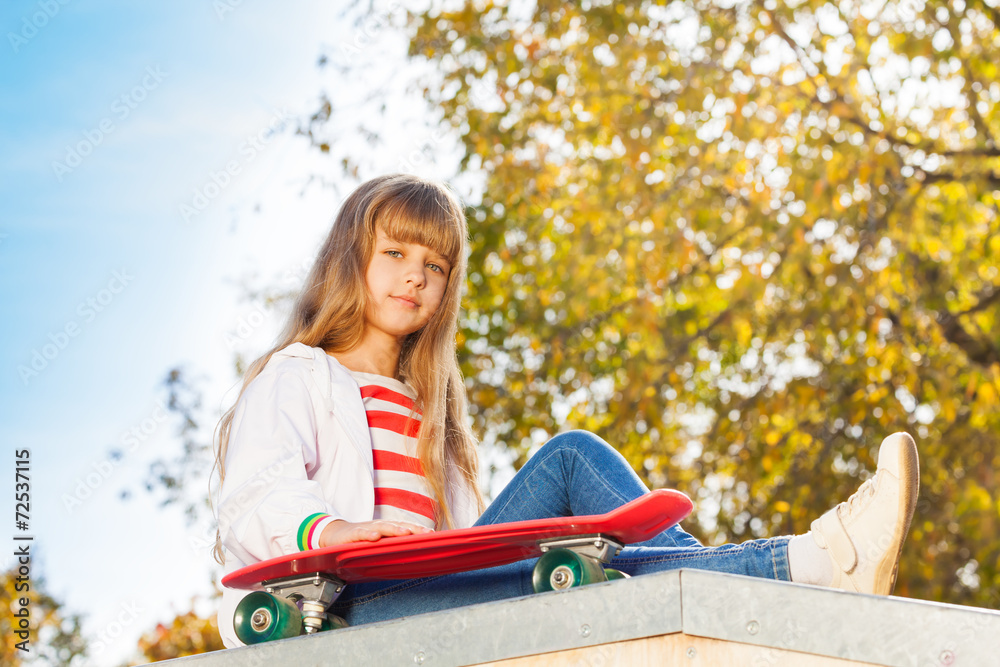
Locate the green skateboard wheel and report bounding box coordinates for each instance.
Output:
[533,549,608,593]
[327,614,349,630]
[233,591,303,644]
[604,568,630,581]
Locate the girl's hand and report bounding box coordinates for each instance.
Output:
[319,519,434,547]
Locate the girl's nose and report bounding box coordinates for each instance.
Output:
[405,263,426,287]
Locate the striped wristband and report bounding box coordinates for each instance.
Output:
[297,513,336,551]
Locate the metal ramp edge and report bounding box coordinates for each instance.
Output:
[162,569,1000,666]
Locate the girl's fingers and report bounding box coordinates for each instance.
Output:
[372,521,434,536]
[324,520,435,546]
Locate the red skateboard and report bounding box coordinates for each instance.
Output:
[222,489,693,644]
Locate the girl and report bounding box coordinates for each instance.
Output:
[215,174,919,647]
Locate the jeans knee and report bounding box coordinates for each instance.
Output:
[542,430,614,460]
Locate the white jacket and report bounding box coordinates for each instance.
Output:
[217,342,481,647]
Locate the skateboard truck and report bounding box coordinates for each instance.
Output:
[234,573,348,644]
[534,534,627,592]
[263,573,345,634]
[538,534,624,560]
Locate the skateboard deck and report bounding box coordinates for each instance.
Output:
[223,489,693,643]
[223,488,693,589]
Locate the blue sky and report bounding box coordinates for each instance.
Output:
[0,1,467,663]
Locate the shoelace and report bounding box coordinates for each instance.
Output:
[839,473,878,518]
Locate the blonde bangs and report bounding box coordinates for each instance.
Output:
[373,183,465,267]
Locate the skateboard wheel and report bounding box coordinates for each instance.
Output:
[326,614,349,630]
[604,568,630,581]
[532,549,607,593]
[234,591,302,644]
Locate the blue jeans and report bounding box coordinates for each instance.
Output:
[329,430,791,624]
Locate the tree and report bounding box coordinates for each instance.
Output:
[134,604,225,663]
[1,564,87,666]
[299,0,1000,607]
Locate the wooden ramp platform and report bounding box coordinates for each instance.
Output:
[168,569,1000,666]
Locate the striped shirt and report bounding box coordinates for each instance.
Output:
[348,370,437,529]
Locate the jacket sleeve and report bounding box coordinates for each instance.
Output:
[217,361,341,564]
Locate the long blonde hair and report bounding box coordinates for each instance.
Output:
[213,174,483,563]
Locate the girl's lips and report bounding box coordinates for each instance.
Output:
[392,296,419,308]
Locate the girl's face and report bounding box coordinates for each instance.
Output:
[364,228,451,341]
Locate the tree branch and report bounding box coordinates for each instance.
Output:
[955,283,1000,318]
[936,309,1000,368]
[918,169,1000,187]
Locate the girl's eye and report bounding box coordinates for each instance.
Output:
[427,263,444,274]
[385,250,403,258]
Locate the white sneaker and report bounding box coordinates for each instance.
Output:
[810,432,919,595]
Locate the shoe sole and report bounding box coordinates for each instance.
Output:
[875,432,919,595]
